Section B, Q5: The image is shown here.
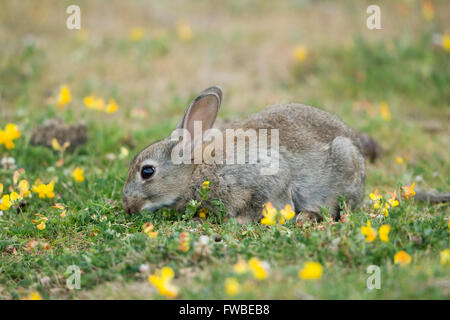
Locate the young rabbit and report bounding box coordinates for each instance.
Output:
[123,86,369,223]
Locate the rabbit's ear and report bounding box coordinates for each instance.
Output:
[176,86,222,137]
[200,86,222,104]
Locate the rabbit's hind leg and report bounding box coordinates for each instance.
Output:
[328,136,365,219]
[270,187,295,213]
[288,185,323,223]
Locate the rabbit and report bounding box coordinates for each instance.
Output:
[122,86,382,224]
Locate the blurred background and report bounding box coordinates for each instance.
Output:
[0,0,449,185]
[0,0,449,300]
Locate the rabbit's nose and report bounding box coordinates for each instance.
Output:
[122,196,131,214]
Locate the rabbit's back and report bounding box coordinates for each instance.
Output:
[241,103,360,153]
[238,103,365,219]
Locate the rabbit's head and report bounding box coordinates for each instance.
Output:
[122,86,222,214]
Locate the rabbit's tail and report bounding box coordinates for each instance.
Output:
[415,189,450,203]
[355,131,382,163]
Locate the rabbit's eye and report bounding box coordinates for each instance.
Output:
[141,165,155,180]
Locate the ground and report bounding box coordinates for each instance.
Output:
[0,0,449,299]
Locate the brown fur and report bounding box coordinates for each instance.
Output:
[123,86,368,223]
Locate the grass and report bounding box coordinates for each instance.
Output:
[0,0,449,299]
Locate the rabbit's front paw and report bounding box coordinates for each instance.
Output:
[296,211,323,225]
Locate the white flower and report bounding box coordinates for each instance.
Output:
[139,264,150,273]
[118,147,129,159]
[194,235,211,257]
[1,157,16,170]
[40,276,51,286]
[261,261,271,273]
[198,235,210,246]
[106,153,116,161]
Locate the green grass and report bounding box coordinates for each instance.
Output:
[0,0,449,299]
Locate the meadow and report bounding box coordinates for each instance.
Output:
[0,0,449,299]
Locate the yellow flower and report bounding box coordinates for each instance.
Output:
[57,85,71,109]
[52,203,64,210]
[442,34,450,52]
[360,220,377,242]
[12,169,24,186]
[293,45,308,62]
[142,222,158,238]
[370,191,381,201]
[51,138,70,152]
[22,291,43,300]
[379,102,391,121]
[198,208,208,220]
[83,95,95,108]
[369,189,382,209]
[422,0,434,21]
[18,180,31,198]
[45,181,55,198]
[178,232,190,252]
[119,147,129,159]
[299,261,323,280]
[0,183,3,195]
[32,214,48,230]
[394,250,411,266]
[380,202,389,217]
[201,180,210,190]
[0,194,11,211]
[129,27,145,41]
[9,191,20,202]
[402,182,416,199]
[32,180,55,199]
[52,203,66,218]
[387,191,399,208]
[36,221,46,230]
[176,21,193,41]
[370,190,397,217]
[260,202,295,225]
[105,99,119,114]
[279,204,295,223]
[233,260,248,274]
[84,95,105,111]
[0,123,21,150]
[396,156,404,164]
[379,224,390,242]
[224,278,240,296]
[148,266,179,298]
[248,257,268,280]
[5,123,20,140]
[0,131,5,148]
[440,249,450,267]
[260,202,277,225]
[72,167,85,183]
[372,191,399,217]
